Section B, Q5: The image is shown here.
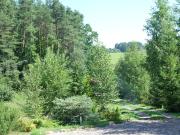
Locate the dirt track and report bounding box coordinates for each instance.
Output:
[48,118,180,135]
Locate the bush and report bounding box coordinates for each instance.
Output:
[82,113,101,126]
[52,95,93,124]
[0,77,13,101]
[103,107,121,123]
[15,117,36,132]
[33,118,58,128]
[0,103,19,135]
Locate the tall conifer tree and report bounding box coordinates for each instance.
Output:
[145,0,180,111]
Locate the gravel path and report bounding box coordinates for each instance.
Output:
[48,118,180,135]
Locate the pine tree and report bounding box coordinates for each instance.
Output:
[34,1,55,57]
[16,0,37,63]
[50,0,65,52]
[145,0,180,111]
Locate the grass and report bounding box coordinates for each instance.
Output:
[9,132,30,135]
[109,100,166,121]
[110,52,124,67]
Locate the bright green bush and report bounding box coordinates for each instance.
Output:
[52,95,93,124]
[33,118,58,128]
[24,49,71,115]
[15,117,36,132]
[0,103,19,135]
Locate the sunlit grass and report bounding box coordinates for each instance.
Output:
[110,52,124,67]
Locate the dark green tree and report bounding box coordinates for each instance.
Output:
[0,0,19,90]
[145,0,180,111]
[16,0,37,63]
[34,0,55,58]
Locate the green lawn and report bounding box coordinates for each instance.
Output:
[110,53,124,67]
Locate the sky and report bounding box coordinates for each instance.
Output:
[60,0,176,48]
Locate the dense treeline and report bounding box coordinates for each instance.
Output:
[114,41,144,52]
[0,0,117,133]
[0,0,180,134]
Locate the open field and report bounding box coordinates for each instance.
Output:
[110,53,124,67]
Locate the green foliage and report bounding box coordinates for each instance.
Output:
[104,108,121,123]
[0,0,18,75]
[52,95,93,124]
[115,41,144,52]
[0,76,13,101]
[145,0,180,111]
[16,0,37,63]
[69,46,87,95]
[24,49,71,116]
[33,118,58,128]
[110,53,124,67]
[0,103,19,135]
[15,117,36,132]
[86,45,118,105]
[116,45,150,103]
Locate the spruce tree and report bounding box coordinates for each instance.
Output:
[145,0,180,111]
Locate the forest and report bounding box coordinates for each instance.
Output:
[0,0,180,135]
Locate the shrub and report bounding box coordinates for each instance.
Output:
[82,113,101,125]
[0,103,19,135]
[33,118,58,128]
[103,107,121,123]
[16,117,36,132]
[0,77,13,101]
[52,95,93,124]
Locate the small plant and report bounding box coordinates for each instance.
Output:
[0,103,19,135]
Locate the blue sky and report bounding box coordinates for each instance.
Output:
[60,0,176,48]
